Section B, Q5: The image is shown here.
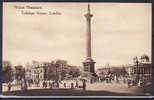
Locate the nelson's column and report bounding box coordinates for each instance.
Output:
[83,4,96,76]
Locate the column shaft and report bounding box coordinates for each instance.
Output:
[86,18,91,58]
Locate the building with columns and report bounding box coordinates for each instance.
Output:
[96,64,152,79]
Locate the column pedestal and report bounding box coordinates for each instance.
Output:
[83,58,95,73]
[82,58,97,80]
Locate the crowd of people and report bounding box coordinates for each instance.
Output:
[5,73,151,93]
[98,73,151,91]
[6,78,87,92]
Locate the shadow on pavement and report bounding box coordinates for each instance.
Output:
[3,88,150,96]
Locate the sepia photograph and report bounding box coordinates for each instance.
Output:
[2,2,152,97]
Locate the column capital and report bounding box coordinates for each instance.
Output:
[84,13,93,19]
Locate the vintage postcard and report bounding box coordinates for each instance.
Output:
[2,2,152,97]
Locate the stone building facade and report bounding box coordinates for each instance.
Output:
[96,64,152,78]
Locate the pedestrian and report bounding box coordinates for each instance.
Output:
[38,80,40,87]
[71,82,74,89]
[20,82,23,91]
[21,80,25,91]
[64,82,66,88]
[123,78,126,84]
[109,77,111,83]
[46,81,48,88]
[75,81,78,88]
[52,81,55,88]
[138,80,141,88]
[116,78,119,83]
[8,82,11,92]
[36,80,39,87]
[83,80,86,91]
[24,81,28,91]
[45,81,47,88]
[56,81,59,88]
[49,81,52,89]
[143,79,146,94]
[128,79,131,88]
[132,79,135,86]
[43,81,45,88]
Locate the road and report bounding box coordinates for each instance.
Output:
[3,81,152,96]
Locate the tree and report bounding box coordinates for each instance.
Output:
[56,59,68,80]
[2,65,13,83]
[140,54,150,64]
[15,65,25,81]
[61,70,67,80]
[133,54,150,65]
[73,70,80,77]
[69,70,73,76]
[46,60,68,81]
[133,56,140,65]
[68,66,81,78]
[46,62,57,80]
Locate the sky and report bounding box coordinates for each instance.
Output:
[3,3,152,68]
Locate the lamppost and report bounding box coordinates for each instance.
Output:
[61,63,64,81]
[55,63,59,82]
[36,69,40,86]
[133,56,140,84]
[136,60,139,83]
